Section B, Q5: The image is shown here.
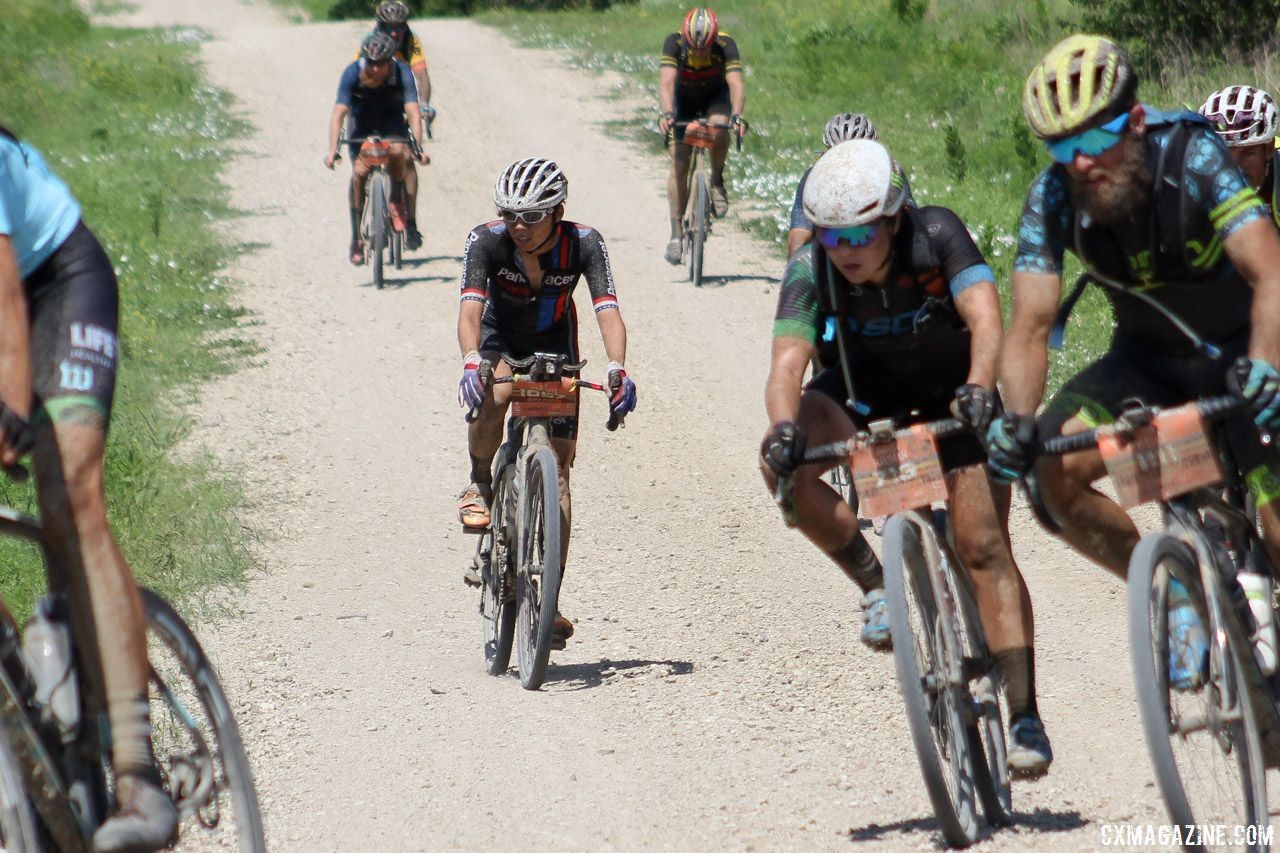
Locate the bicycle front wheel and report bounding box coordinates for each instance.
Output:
[883,513,982,847]
[1128,532,1268,849]
[688,171,709,287]
[369,171,388,289]
[515,447,562,691]
[482,463,517,676]
[142,589,266,851]
[0,729,38,852]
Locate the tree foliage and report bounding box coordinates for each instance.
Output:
[1073,0,1280,65]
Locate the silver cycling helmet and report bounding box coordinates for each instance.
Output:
[1200,84,1278,147]
[494,158,568,211]
[361,31,397,62]
[376,1,411,26]
[802,139,907,228]
[822,113,877,149]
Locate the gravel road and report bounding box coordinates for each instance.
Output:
[88,0,1277,849]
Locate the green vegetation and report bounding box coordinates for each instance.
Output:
[0,1,255,619]
[485,0,1279,391]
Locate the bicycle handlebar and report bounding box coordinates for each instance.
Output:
[797,417,969,467]
[334,131,424,162]
[663,117,749,151]
[463,360,625,431]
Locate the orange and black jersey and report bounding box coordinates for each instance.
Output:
[660,33,742,100]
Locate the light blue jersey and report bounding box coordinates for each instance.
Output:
[0,135,81,278]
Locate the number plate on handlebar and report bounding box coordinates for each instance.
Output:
[1097,404,1222,508]
[683,121,718,149]
[510,378,579,419]
[850,425,947,517]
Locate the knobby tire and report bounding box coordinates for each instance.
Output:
[515,447,562,691]
[370,172,387,289]
[482,458,517,676]
[689,171,709,288]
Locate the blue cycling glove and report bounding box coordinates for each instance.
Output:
[607,362,637,417]
[985,413,1038,485]
[1229,357,1280,431]
[459,352,485,411]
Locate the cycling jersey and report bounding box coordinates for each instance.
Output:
[660,32,742,103]
[0,133,81,278]
[773,205,993,415]
[336,59,419,139]
[1263,152,1280,227]
[353,27,428,73]
[789,167,917,232]
[1014,106,1266,355]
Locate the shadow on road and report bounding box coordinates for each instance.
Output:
[548,658,694,690]
[691,273,779,289]
[358,274,456,289]
[846,808,1086,844]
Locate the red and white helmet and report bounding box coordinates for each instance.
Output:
[682,7,719,50]
[1200,85,1278,147]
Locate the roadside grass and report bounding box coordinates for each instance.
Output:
[485,0,1277,395]
[0,1,255,620]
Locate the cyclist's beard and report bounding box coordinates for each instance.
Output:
[1072,140,1152,225]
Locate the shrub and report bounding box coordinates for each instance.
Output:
[1073,0,1280,66]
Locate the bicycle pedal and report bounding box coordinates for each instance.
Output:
[460,522,488,535]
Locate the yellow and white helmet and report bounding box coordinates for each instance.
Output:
[1023,34,1138,141]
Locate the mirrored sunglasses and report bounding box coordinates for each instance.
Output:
[1045,112,1130,164]
[500,209,551,225]
[815,223,878,250]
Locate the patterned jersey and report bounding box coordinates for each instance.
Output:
[660,33,742,100]
[353,27,428,73]
[1014,107,1266,353]
[460,220,619,340]
[773,206,992,386]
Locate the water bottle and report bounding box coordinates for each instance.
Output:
[22,598,79,738]
[1237,570,1278,675]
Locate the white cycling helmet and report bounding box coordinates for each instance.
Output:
[1200,85,1278,147]
[822,113,877,149]
[802,139,907,228]
[493,158,568,211]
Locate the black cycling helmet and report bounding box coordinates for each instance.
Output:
[361,32,397,63]
[376,1,411,26]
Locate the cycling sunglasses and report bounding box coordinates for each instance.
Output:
[1045,112,1131,164]
[500,209,552,225]
[815,223,878,250]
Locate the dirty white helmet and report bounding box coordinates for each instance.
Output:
[1200,85,1278,147]
[802,139,907,228]
[493,158,568,211]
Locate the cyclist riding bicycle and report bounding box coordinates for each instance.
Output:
[1200,85,1280,224]
[457,158,637,647]
[361,2,435,147]
[990,35,1280,690]
[785,113,916,257]
[760,139,1053,775]
[0,127,178,850]
[658,6,746,265]
[325,32,430,265]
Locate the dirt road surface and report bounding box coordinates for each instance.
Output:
[88,0,1270,848]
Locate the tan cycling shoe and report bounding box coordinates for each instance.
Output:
[458,483,492,529]
[93,774,179,853]
[710,181,729,218]
[663,238,683,265]
[550,612,574,650]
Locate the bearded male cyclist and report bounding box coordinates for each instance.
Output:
[989,35,1280,689]
[1200,85,1280,223]
[325,32,430,264]
[658,7,746,265]
[457,158,636,647]
[0,128,178,850]
[760,139,1052,775]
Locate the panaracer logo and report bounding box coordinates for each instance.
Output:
[541,274,576,287]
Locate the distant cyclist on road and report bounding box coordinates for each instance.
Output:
[760,139,1053,776]
[990,35,1280,690]
[0,127,178,851]
[364,1,434,142]
[457,158,637,648]
[1200,85,1280,223]
[325,32,430,265]
[657,6,746,265]
[785,113,917,257]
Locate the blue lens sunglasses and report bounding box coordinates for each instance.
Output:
[815,223,878,250]
[1045,112,1131,164]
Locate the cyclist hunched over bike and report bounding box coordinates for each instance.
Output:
[325,31,430,265]
[658,6,746,266]
[784,113,916,258]
[989,34,1280,691]
[0,127,177,850]
[1200,84,1280,224]
[759,138,1053,776]
[457,158,637,647]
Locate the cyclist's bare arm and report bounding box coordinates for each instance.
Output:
[413,67,431,109]
[1226,217,1280,365]
[764,335,813,425]
[952,279,1001,389]
[325,103,350,168]
[726,69,745,124]
[402,103,429,163]
[595,308,627,365]
[785,228,813,258]
[658,66,677,132]
[0,238,32,457]
[457,299,483,357]
[998,269,1062,415]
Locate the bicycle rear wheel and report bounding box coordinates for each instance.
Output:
[515,447,562,691]
[882,514,982,847]
[369,172,388,289]
[688,171,709,288]
[391,229,403,271]
[0,729,38,852]
[1128,532,1268,849]
[142,589,266,851]
[482,462,517,676]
